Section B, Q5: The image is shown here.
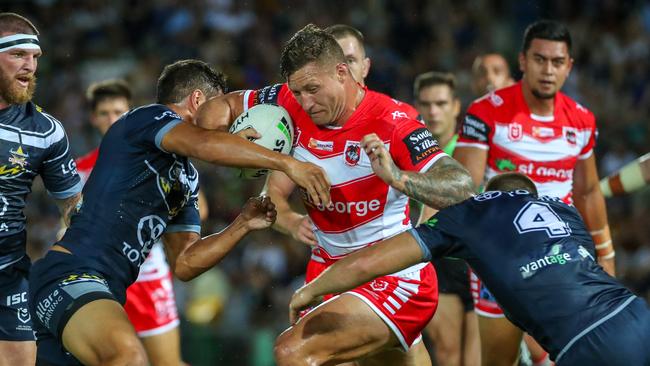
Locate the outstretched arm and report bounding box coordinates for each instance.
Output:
[288,231,424,323]
[600,153,650,197]
[361,133,475,209]
[163,196,276,281]
[55,192,82,227]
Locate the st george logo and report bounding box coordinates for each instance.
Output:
[344,141,361,166]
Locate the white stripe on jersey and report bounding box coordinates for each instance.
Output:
[491,124,592,162]
[485,166,573,199]
[0,113,65,149]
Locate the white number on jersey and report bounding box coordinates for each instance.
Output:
[513,202,571,238]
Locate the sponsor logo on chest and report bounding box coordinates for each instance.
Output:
[308,138,334,152]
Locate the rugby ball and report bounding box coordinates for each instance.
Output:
[229,104,294,179]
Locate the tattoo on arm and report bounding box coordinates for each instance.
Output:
[56,193,82,227]
[401,156,475,209]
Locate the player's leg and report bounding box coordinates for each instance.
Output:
[356,341,431,366]
[274,293,428,366]
[62,299,147,366]
[478,316,522,366]
[140,328,183,366]
[0,257,36,366]
[462,311,481,366]
[424,293,464,366]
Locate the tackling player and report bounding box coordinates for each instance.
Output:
[27,59,331,366]
[195,24,474,365]
[289,171,650,366]
[454,20,615,366]
[0,13,82,366]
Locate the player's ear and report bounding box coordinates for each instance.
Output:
[189,89,206,113]
[362,57,370,80]
[336,63,348,82]
[518,52,526,73]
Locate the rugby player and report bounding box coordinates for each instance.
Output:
[0,12,82,366]
[600,152,650,196]
[27,59,330,365]
[290,170,650,366]
[471,53,514,95]
[454,20,615,366]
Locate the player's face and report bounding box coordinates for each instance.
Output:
[91,97,130,135]
[0,45,40,106]
[336,36,369,87]
[473,54,512,94]
[288,61,347,126]
[416,84,460,139]
[519,39,573,99]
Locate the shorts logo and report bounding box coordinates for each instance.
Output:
[344,141,361,166]
[17,307,30,324]
[508,122,523,141]
[370,280,389,291]
[563,127,577,145]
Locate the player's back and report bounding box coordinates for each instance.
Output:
[429,192,634,357]
[59,104,199,293]
[459,82,597,202]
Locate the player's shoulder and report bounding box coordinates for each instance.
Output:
[127,104,180,122]
[365,89,421,127]
[22,102,64,133]
[556,91,595,125]
[468,83,517,113]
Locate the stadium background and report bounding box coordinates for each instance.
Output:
[5,0,650,364]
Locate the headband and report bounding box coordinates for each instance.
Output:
[0,34,40,53]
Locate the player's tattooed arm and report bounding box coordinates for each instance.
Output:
[56,192,82,227]
[361,134,474,209]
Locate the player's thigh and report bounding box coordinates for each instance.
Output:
[426,293,464,353]
[462,311,481,366]
[275,293,400,364]
[140,327,182,366]
[0,340,35,366]
[478,316,522,366]
[62,299,146,366]
[359,341,431,366]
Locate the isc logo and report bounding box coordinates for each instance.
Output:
[6,292,27,306]
[317,199,381,216]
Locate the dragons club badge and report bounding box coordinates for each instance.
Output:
[344,141,361,166]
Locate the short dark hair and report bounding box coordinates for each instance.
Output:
[522,20,571,53]
[86,79,132,111]
[280,24,346,80]
[485,173,538,195]
[324,24,365,45]
[0,12,39,35]
[156,59,227,104]
[413,71,457,99]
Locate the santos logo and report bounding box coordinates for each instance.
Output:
[316,199,381,216]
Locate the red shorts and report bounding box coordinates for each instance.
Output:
[124,273,180,336]
[305,258,438,350]
[469,269,505,318]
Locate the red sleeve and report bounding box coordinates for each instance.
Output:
[389,119,446,172]
[457,95,496,149]
[578,106,597,159]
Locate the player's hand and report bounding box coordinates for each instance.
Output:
[236,127,261,141]
[288,285,321,325]
[598,256,616,277]
[288,215,318,246]
[361,133,400,186]
[285,161,331,207]
[241,195,277,230]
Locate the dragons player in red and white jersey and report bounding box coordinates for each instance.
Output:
[196,24,474,366]
[454,21,614,366]
[76,79,212,366]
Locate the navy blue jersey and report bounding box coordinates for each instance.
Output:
[0,103,82,268]
[412,191,635,359]
[59,104,200,291]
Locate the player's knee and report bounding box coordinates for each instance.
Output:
[435,341,461,365]
[274,332,327,366]
[102,336,148,366]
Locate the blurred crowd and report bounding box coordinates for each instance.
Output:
[8,0,650,364]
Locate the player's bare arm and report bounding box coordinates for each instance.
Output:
[161,122,331,207]
[289,231,423,324]
[600,152,650,197]
[263,171,318,246]
[452,146,488,189]
[55,192,81,227]
[572,154,615,276]
[163,196,276,281]
[194,91,246,131]
[361,133,474,209]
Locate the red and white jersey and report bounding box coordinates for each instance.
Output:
[75,148,170,282]
[457,82,597,203]
[244,84,446,271]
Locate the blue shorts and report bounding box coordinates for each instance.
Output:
[556,296,650,365]
[28,251,118,366]
[0,255,34,341]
